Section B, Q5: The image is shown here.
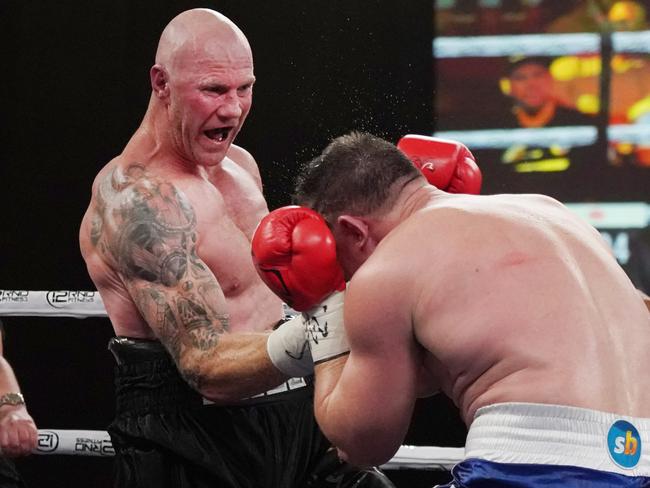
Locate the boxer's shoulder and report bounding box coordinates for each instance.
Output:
[226,143,254,164]
[226,144,260,180]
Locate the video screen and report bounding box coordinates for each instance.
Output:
[432,1,650,293]
[432,0,650,202]
[566,202,650,293]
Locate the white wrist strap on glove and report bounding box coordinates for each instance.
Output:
[267,315,314,377]
[304,290,349,364]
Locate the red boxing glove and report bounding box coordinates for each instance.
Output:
[252,206,345,312]
[397,134,482,194]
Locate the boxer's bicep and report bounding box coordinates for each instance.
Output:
[124,271,228,369]
[103,173,230,377]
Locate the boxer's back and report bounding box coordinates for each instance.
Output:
[376,192,650,422]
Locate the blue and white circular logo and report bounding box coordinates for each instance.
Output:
[607,420,642,469]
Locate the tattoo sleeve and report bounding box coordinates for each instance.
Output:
[94,165,229,372]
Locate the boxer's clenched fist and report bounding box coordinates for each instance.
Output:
[253,206,349,366]
[252,205,345,312]
[397,134,482,194]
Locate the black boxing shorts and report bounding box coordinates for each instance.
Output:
[0,457,26,488]
[305,448,395,487]
[107,337,395,488]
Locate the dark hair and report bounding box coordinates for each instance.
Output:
[293,131,421,221]
[507,55,551,76]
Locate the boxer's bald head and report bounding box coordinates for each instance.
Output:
[155,9,252,77]
[148,8,255,168]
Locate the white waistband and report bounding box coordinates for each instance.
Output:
[202,377,308,405]
[465,402,650,477]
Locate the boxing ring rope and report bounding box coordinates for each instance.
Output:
[0,290,464,470]
[29,429,463,470]
[0,291,107,318]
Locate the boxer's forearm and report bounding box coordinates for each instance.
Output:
[179,332,287,403]
[313,356,386,467]
[313,346,418,467]
[313,356,348,440]
[0,356,22,395]
[313,357,347,406]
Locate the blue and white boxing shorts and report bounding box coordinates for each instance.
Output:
[437,403,650,487]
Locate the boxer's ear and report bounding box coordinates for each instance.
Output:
[336,215,370,250]
[150,65,170,99]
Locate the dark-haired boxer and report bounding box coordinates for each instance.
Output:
[253,131,650,487]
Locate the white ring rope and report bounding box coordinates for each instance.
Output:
[383,445,464,471]
[30,429,463,469]
[2,290,463,470]
[0,290,106,318]
[34,430,114,457]
[434,30,650,58]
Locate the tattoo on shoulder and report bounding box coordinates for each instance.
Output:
[91,164,198,285]
[91,164,230,362]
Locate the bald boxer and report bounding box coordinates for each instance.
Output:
[80,9,395,488]
[255,131,650,486]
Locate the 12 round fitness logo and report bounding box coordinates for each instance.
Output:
[46,291,97,308]
[0,290,29,303]
[607,420,642,469]
[74,437,115,456]
[36,431,59,453]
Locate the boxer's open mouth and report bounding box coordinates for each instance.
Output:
[204,127,231,142]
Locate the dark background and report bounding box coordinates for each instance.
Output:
[2,1,466,487]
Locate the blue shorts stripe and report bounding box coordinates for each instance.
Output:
[438,458,650,487]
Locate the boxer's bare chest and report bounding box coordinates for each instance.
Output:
[91,159,266,295]
[206,160,265,239]
[187,163,267,294]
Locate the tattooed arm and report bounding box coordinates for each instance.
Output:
[98,167,286,402]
